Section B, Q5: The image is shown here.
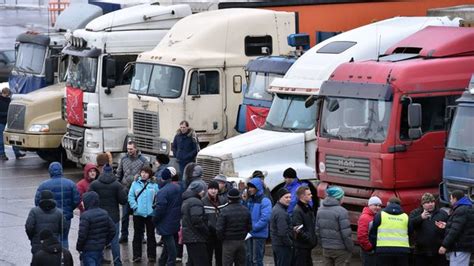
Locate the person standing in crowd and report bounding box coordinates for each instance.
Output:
[437,190,474,266]
[357,196,382,266]
[89,163,128,266]
[181,180,209,266]
[250,170,273,204]
[153,167,183,266]
[34,161,80,249]
[77,163,100,213]
[96,152,112,173]
[77,191,116,265]
[128,166,159,263]
[214,174,231,201]
[31,229,73,266]
[283,167,307,216]
[270,188,293,266]
[172,120,199,177]
[244,177,272,266]
[203,180,228,266]
[116,140,148,243]
[183,162,203,189]
[155,153,170,179]
[370,197,411,266]
[293,186,317,265]
[409,193,449,266]
[0,87,25,160]
[25,190,64,255]
[316,186,353,266]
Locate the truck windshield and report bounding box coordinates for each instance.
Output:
[321,97,392,143]
[446,106,474,161]
[66,56,98,92]
[264,94,317,132]
[129,63,184,98]
[15,43,47,74]
[245,72,279,101]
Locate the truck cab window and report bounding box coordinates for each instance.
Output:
[189,71,219,95]
[112,55,137,85]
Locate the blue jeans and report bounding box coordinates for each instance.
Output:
[111,222,122,265]
[159,234,177,266]
[62,219,71,249]
[0,123,21,156]
[245,238,265,266]
[82,250,103,266]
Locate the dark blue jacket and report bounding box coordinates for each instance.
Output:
[153,180,182,236]
[442,197,474,252]
[172,129,198,163]
[76,191,116,252]
[34,162,80,220]
[244,178,272,238]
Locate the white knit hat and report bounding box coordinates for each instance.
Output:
[368,196,382,206]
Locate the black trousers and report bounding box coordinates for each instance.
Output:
[186,242,209,266]
[207,236,222,266]
[414,254,448,266]
[294,248,313,266]
[132,216,156,259]
[222,240,245,266]
[376,254,408,266]
[272,245,292,266]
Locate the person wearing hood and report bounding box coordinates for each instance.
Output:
[77,163,100,213]
[409,193,448,266]
[437,190,474,266]
[293,186,317,265]
[31,229,73,266]
[181,180,209,266]
[25,190,64,255]
[172,120,199,177]
[183,162,203,190]
[243,177,272,266]
[153,167,183,266]
[34,161,80,249]
[369,197,412,266]
[357,196,382,266]
[77,191,116,265]
[250,170,273,204]
[89,163,128,265]
[316,186,353,266]
[270,188,293,266]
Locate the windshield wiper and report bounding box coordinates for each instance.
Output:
[135,93,141,100]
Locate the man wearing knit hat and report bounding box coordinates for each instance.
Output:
[214,174,231,201]
[270,188,293,266]
[357,196,382,266]
[283,167,310,216]
[316,186,353,265]
[408,193,448,266]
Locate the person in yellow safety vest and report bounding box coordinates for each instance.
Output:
[369,197,413,266]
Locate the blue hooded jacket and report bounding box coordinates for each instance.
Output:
[244,178,272,238]
[34,162,81,220]
[284,179,313,216]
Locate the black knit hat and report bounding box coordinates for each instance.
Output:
[227,188,240,200]
[283,167,297,179]
[208,180,219,190]
[277,188,290,200]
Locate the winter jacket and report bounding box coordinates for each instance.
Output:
[128,178,159,217]
[172,128,199,164]
[116,153,148,189]
[316,196,353,251]
[25,196,64,254]
[284,179,308,216]
[76,191,116,252]
[409,206,448,255]
[244,178,272,239]
[153,179,183,236]
[181,189,209,243]
[88,170,128,223]
[34,162,80,220]
[31,235,73,266]
[369,203,412,254]
[357,207,376,252]
[216,201,252,241]
[77,163,99,213]
[202,193,228,238]
[154,163,168,179]
[270,202,292,247]
[0,95,10,124]
[442,197,474,252]
[293,200,317,249]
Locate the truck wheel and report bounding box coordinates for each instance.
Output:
[36,147,68,163]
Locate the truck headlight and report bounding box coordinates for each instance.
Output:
[160,142,167,152]
[29,124,50,132]
[86,141,100,149]
[221,160,237,177]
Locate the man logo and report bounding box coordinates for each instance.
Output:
[337,159,355,168]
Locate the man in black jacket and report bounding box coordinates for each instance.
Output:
[216,188,252,266]
[409,193,448,266]
[89,164,128,265]
[31,229,73,266]
[0,87,25,160]
[270,188,293,266]
[293,186,317,266]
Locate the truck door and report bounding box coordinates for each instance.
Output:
[185,69,224,138]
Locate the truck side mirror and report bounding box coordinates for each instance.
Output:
[102,56,116,90]
[408,103,422,140]
[45,57,55,85]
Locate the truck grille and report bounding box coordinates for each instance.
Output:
[133,135,159,155]
[62,125,85,155]
[197,157,221,181]
[133,109,159,136]
[7,104,26,131]
[325,155,370,179]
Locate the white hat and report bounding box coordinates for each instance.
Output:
[166,166,177,177]
[368,196,382,206]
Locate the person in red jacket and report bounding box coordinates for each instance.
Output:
[357,196,382,266]
[77,163,100,213]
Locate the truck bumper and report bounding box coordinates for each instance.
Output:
[4,131,63,150]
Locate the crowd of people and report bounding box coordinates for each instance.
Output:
[23,121,474,266]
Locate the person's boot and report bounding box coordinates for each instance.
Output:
[15,153,26,159]
[0,154,8,161]
[119,236,128,244]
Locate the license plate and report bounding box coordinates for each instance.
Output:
[10,135,19,141]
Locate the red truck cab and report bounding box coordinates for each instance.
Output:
[316,26,474,226]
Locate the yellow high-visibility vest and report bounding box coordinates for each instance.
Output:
[376,211,409,248]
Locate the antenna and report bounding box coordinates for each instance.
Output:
[376,24,381,62]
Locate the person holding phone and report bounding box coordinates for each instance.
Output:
[293,186,317,265]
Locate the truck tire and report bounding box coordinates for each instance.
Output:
[36,147,68,163]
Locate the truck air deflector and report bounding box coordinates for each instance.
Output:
[62,46,102,57]
[245,57,295,75]
[16,33,50,47]
[320,80,392,101]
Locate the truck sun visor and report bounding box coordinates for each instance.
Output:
[62,46,101,57]
[320,80,392,101]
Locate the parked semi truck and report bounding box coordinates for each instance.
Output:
[196,16,461,199]
[61,4,192,165]
[316,26,474,226]
[127,8,296,161]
